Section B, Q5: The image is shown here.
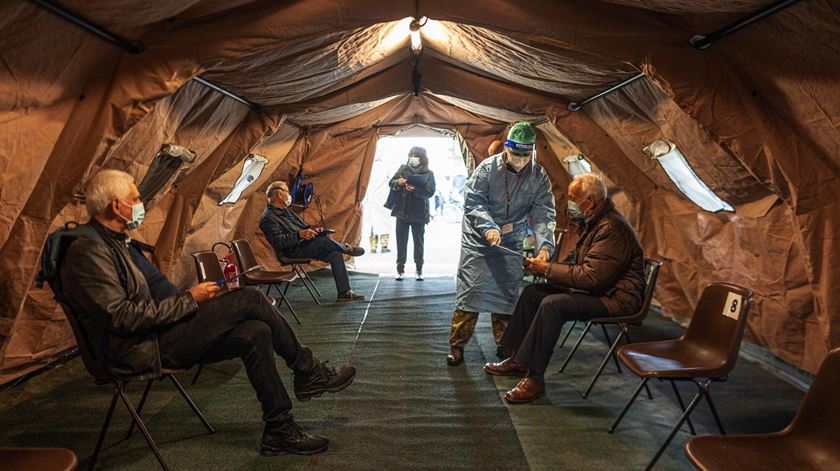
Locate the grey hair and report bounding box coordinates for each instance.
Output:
[572,172,607,203]
[265,181,288,201]
[85,169,135,216]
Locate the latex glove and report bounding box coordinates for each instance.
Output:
[485,229,501,247]
[537,247,551,261]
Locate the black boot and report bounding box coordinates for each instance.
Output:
[260,419,329,456]
[294,361,356,402]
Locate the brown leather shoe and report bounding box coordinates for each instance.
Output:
[337,290,365,302]
[484,358,527,377]
[504,377,545,404]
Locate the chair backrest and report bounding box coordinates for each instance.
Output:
[57,302,114,384]
[623,258,663,323]
[788,347,840,450]
[683,282,753,377]
[191,250,229,293]
[230,239,259,272]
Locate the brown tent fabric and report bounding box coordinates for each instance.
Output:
[1,0,838,383]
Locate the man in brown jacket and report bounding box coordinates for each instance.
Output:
[484,172,645,404]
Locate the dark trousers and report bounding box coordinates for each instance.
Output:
[286,237,351,294]
[502,283,609,375]
[158,287,319,423]
[395,219,425,274]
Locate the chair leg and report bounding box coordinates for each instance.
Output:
[558,321,578,348]
[599,324,622,373]
[274,283,301,324]
[300,266,322,297]
[167,375,215,434]
[559,321,592,373]
[191,365,204,385]
[582,327,626,398]
[89,385,120,471]
[126,380,154,439]
[609,377,649,433]
[117,383,170,471]
[294,265,321,304]
[624,330,652,399]
[644,383,705,471]
[669,380,696,435]
[702,381,726,435]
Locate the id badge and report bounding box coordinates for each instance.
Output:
[501,223,513,235]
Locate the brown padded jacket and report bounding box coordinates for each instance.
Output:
[544,198,645,316]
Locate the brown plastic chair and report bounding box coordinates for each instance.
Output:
[559,258,663,398]
[276,252,322,304]
[608,282,753,471]
[229,239,301,324]
[57,302,214,471]
[0,447,78,471]
[685,347,840,471]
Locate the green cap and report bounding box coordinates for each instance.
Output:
[505,122,536,152]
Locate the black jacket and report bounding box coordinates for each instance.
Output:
[259,204,311,258]
[60,220,198,381]
[389,165,436,224]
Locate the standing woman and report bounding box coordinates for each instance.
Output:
[389,146,436,280]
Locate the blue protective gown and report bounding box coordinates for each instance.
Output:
[455,153,556,314]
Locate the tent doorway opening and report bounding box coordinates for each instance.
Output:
[356,129,468,277]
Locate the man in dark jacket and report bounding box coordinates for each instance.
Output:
[259,181,365,301]
[389,146,436,280]
[484,172,645,404]
[60,170,356,457]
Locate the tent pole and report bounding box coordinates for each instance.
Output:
[689,0,802,50]
[29,0,145,53]
[567,72,644,112]
[192,77,263,112]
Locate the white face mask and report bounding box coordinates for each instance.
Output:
[285,194,293,206]
[508,154,531,171]
[409,157,421,168]
[118,200,145,230]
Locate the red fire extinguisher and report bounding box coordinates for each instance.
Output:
[223,252,240,289]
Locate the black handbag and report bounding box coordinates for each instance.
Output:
[384,188,398,209]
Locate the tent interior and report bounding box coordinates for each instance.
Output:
[1,0,838,469]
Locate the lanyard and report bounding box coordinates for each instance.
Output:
[503,165,524,219]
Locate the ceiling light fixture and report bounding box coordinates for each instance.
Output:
[409,16,427,55]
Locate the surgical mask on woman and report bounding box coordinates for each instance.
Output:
[118,200,146,230]
[508,154,531,171]
[409,156,421,168]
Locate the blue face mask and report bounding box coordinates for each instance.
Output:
[119,200,145,230]
[567,200,583,220]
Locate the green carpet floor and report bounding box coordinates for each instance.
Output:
[0,272,805,470]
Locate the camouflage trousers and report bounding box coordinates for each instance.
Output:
[448,309,511,348]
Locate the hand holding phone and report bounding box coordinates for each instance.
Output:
[316,229,336,237]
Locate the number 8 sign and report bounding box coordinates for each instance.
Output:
[722,292,743,320]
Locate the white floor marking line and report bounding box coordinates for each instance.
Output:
[349,275,380,361]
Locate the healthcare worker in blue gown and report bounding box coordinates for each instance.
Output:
[447,122,556,366]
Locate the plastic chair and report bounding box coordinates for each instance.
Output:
[559,259,663,398]
[685,347,840,471]
[57,302,214,471]
[0,447,78,471]
[229,239,302,323]
[608,282,753,471]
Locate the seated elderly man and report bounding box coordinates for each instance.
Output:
[259,181,365,302]
[484,172,645,404]
[60,170,356,456]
